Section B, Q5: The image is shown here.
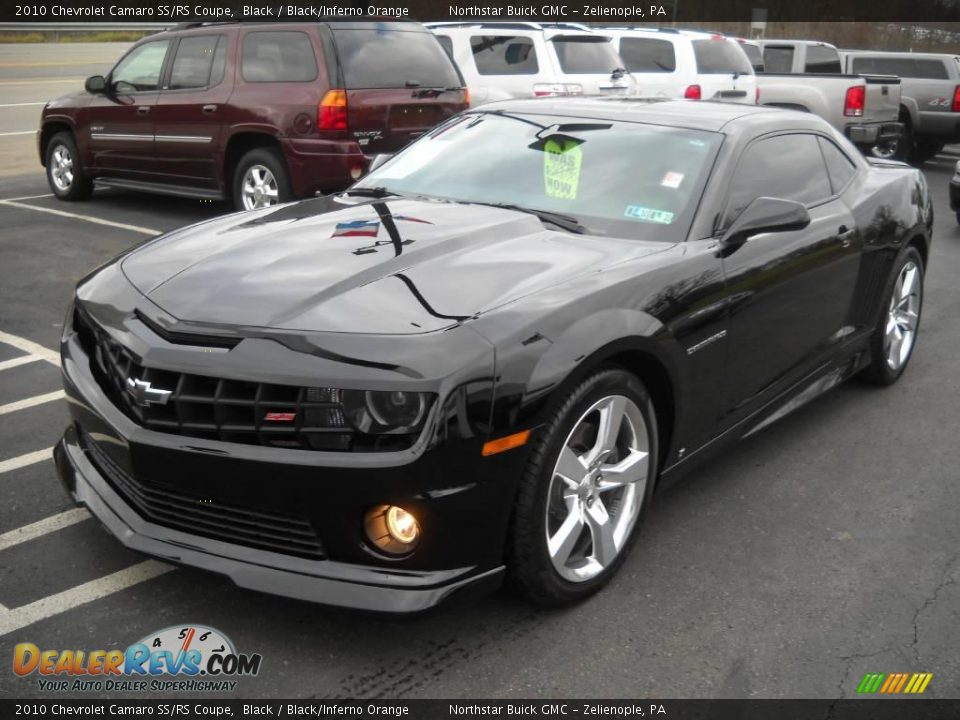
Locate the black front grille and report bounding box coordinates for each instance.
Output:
[74,307,412,452]
[81,429,326,559]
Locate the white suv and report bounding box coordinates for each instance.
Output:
[426,22,637,106]
[601,28,757,104]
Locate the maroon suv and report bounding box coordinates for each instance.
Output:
[39,21,468,210]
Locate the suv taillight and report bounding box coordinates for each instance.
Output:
[844,85,865,117]
[684,84,702,100]
[318,89,348,131]
[952,85,960,112]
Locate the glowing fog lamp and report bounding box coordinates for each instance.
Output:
[364,504,420,555]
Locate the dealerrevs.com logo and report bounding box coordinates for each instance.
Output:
[13,625,262,692]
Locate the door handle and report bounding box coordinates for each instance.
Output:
[838,225,855,247]
[137,106,150,115]
[202,104,218,114]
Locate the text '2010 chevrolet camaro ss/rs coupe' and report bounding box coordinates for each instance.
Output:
[56,98,933,612]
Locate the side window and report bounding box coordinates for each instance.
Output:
[818,137,857,193]
[242,31,318,82]
[914,59,949,79]
[619,37,676,73]
[804,44,842,74]
[436,35,454,60]
[725,134,832,228]
[851,56,876,74]
[169,35,223,90]
[762,46,794,73]
[111,40,170,92]
[470,35,539,76]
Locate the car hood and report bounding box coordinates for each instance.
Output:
[121,197,670,335]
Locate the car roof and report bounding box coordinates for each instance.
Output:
[476,97,802,133]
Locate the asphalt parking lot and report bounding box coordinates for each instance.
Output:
[1,44,959,701]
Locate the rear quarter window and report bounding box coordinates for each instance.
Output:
[693,39,752,75]
[619,37,677,73]
[817,137,856,193]
[242,31,317,82]
[333,28,461,89]
[470,35,539,76]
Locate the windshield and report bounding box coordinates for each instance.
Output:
[355,111,722,242]
[552,36,624,74]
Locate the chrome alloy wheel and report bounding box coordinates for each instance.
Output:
[884,260,921,371]
[50,144,74,191]
[545,395,650,583]
[240,164,279,210]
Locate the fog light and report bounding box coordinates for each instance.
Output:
[364,504,420,555]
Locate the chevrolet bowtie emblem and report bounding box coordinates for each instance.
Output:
[126,377,172,407]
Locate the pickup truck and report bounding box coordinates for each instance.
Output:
[755,40,904,159]
[842,50,960,164]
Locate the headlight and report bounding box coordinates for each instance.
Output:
[340,389,432,435]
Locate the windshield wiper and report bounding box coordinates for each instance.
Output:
[343,186,400,199]
[477,202,586,234]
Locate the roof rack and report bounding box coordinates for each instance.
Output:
[172,21,235,31]
[424,21,594,32]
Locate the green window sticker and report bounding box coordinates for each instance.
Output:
[543,138,582,200]
[624,205,674,224]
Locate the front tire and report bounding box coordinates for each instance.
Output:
[508,368,658,607]
[45,132,92,200]
[863,246,924,386]
[233,147,292,211]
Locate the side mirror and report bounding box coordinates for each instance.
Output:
[85,75,106,94]
[721,196,811,248]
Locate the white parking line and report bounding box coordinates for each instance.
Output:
[0,560,174,636]
[0,508,90,552]
[1,194,53,203]
[0,199,159,236]
[0,390,65,416]
[0,448,52,475]
[0,355,42,372]
[0,102,45,108]
[0,131,35,137]
[0,330,60,365]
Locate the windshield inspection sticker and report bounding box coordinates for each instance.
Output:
[661,171,685,189]
[625,205,674,224]
[543,138,583,200]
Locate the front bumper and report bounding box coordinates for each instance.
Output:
[846,121,903,146]
[55,426,503,613]
[55,292,523,613]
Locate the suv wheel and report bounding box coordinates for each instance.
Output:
[508,368,658,607]
[233,148,292,211]
[45,132,93,200]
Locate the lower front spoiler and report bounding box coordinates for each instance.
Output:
[54,426,504,614]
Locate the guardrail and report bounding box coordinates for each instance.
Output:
[0,22,173,32]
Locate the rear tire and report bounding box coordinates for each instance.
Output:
[45,132,93,201]
[909,141,943,165]
[862,246,924,386]
[508,368,658,607]
[232,147,292,211]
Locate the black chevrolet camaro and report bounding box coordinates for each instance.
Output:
[56,99,933,612]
